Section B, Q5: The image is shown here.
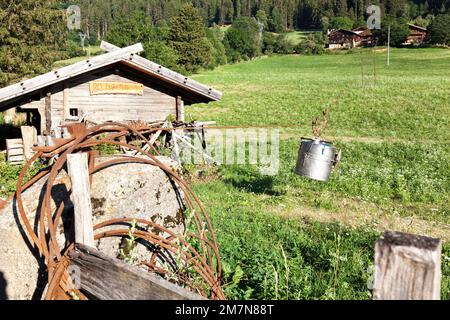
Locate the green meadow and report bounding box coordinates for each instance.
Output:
[1,47,449,300]
[188,48,450,299]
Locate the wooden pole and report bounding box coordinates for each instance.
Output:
[387,25,391,66]
[373,231,441,300]
[66,153,95,248]
[63,84,70,121]
[20,126,37,160]
[176,96,185,122]
[44,92,52,135]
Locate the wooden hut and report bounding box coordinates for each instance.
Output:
[0,41,222,137]
[328,29,362,49]
[405,24,428,45]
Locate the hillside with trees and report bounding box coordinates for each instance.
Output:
[64,0,450,39]
[0,0,69,86]
[0,1,449,86]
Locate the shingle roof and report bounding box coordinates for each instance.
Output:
[0,42,222,111]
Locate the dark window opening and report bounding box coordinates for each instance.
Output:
[70,108,79,117]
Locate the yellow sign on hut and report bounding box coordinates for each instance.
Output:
[89,81,144,95]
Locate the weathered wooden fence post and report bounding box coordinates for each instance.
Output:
[21,126,37,160]
[373,231,441,300]
[66,153,95,248]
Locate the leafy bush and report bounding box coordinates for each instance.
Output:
[65,40,85,58]
[262,33,294,55]
[295,34,325,55]
[0,154,43,198]
[262,32,277,54]
[144,41,181,72]
[268,7,284,33]
[223,17,261,63]
[206,27,227,67]
[373,16,410,47]
[330,17,354,30]
[105,11,153,48]
[428,14,450,45]
[274,34,295,54]
[105,11,185,72]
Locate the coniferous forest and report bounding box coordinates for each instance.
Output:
[1,0,450,86]
[67,0,450,38]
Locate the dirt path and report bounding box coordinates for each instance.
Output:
[279,132,435,145]
[270,199,450,242]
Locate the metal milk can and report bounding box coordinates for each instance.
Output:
[295,138,341,182]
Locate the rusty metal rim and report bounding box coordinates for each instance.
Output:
[14,122,224,300]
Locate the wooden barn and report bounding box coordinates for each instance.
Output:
[0,41,222,137]
[404,24,428,45]
[328,29,362,49]
[352,27,375,47]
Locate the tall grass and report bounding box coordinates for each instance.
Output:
[187,48,450,299]
[193,181,450,300]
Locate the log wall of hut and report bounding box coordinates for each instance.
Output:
[17,64,181,134]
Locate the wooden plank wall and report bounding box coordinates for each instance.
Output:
[14,67,181,133]
[66,71,176,123]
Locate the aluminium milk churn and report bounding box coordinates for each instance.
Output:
[295,138,341,182]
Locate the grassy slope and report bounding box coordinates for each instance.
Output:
[53,46,103,68]
[1,48,448,299]
[188,48,450,299]
[285,30,321,45]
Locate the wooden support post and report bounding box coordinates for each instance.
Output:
[20,126,37,160]
[373,231,441,300]
[69,244,207,300]
[63,84,70,121]
[44,92,52,134]
[66,153,95,248]
[176,96,185,122]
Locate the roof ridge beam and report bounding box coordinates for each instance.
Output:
[100,41,222,101]
[0,43,144,103]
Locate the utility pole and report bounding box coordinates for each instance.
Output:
[387,24,391,66]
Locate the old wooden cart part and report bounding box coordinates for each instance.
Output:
[69,244,206,300]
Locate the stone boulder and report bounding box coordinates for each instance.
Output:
[0,155,184,300]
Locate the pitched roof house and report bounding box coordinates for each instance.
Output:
[328,28,375,49]
[328,29,362,49]
[0,41,222,135]
[404,24,428,45]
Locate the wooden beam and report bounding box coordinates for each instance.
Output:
[63,84,70,121]
[176,96,185,122]
[100,41,222,102]
[0,43,144,105]
[373,231,441,300]
[44,92,52,134]
[69,244,207,300]
[21,126,37,160]
[66,153,95,248]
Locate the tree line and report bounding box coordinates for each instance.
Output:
[63,0,450,42]
[1,0,450,88]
